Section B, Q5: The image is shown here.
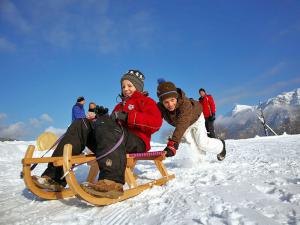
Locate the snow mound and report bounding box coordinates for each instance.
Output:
[0,135,300,225]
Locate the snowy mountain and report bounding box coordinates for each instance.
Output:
[1,135,300,224]
[216,88,300,139]
[262,88,300,107]
[230,105,257,117]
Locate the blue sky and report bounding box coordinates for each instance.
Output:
[0,0,300,141]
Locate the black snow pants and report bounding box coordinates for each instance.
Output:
[42,118,96,186]
[93,114,145,184]
[42,115,146,186]
[205,119,216,138]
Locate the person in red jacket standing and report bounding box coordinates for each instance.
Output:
[198,88,216,138]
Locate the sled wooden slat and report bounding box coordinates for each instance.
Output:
[22,154,96,166]
[125,167,138,188]
[22,145,74,200]
[86,161,99,183]
[22,156,63,164]
[53,156,96,167]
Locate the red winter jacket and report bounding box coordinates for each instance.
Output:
[113,91,163,151]
[199,94,216,119]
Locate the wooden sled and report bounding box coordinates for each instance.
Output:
[22,144,92,200]
[22,144,175,206]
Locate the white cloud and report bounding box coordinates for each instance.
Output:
[29,118,40,127]
[40,114,53,123]
[277,21,300,38]
[0,113,7,121]
[0,37,16,52]
[0,122,28,139]
[258,77,300,96]
[95,10,156,53]
[0,113,55,140]
[0,0,31,33]
[1,0,157,53]
[217,77,300,107]
[216,61,299,107]
[44,28,74,48]
[45,126,66,137]
[30,114,54,127]
[262,62,286,78]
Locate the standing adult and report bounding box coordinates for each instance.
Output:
[198,88,216,138]
[72,96,86,122]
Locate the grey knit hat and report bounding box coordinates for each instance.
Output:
[121,70,145,92]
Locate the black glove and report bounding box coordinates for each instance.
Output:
[111,111,128,122]
[164,140,179,157]
[209,113,216,121]
[95,105,109,116]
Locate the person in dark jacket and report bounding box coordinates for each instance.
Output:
[72,96,86,122]
[198,88,216,138]
[33,70,162,198]
[156,79,226,161]
[86,102,97,120]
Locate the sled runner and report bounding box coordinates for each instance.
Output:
[22,144,75,200]
[22,144,175,205]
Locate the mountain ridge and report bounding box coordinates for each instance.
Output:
[216,88,300,139]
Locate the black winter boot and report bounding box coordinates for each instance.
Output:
[217,139,226,161]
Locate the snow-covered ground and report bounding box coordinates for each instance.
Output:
[0,135,300,225]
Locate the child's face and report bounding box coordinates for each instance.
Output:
[122,80,136,97]
[162,97,177,112]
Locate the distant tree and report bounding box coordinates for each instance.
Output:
[0,137,17,142]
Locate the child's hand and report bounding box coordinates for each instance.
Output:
[111,111,128,122]
[164,140,178,157]
[95,105,109,116]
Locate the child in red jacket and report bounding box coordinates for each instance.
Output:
[112,71,163,151]
[33,70,162,198]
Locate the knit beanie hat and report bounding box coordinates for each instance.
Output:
[121,70,145,92]
[157,79,178,102]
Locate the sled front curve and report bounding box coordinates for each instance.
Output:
[63,144,175,206]
[63,144,144,205]
[22,145,74,200]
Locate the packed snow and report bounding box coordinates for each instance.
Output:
[0,134,300,225]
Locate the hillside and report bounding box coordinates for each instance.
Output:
[0,135,299,224]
